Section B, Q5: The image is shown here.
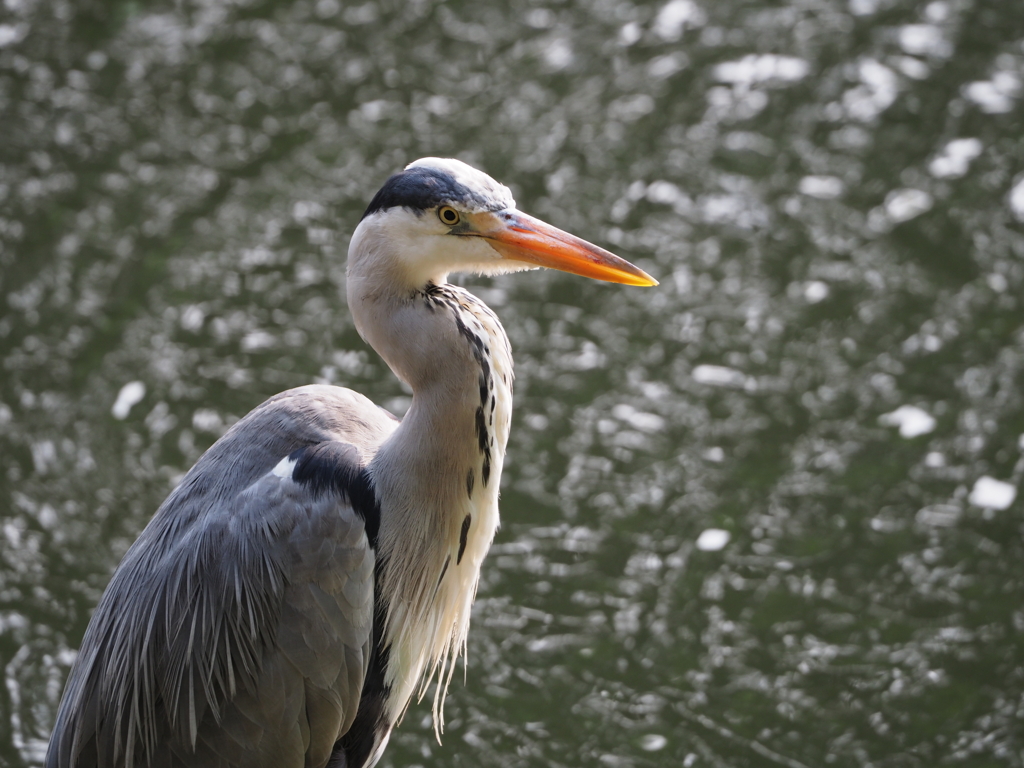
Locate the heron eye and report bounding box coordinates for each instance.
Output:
[438,206,460,226]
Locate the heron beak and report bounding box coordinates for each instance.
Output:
[476,210,658,287]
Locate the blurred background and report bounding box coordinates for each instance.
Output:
[2,0,1024,765]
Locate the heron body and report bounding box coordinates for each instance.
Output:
[47,158,655,768]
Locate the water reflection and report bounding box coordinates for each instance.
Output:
[2,0,1024,765]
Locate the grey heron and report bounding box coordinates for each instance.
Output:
[46,158,657,768]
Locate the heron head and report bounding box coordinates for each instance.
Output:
[349,157,657,289]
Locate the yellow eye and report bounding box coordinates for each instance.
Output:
[438,206,460,226]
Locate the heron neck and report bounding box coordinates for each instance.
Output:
[350,272,513,724]
[357,279,513,516]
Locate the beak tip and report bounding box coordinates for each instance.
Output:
[631,271,658,287]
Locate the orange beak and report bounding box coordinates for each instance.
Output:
[474,210,658,287]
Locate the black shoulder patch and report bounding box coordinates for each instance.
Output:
[290,442,381,548]
[361,165,491,220]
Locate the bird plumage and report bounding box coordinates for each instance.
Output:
[47,387,395,768]
[47,158,655,768]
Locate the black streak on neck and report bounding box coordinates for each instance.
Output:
[437,555,451,591]
[426,284,496,490]
[457,515,472,565]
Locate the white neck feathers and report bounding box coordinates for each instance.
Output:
[347,223,514,734]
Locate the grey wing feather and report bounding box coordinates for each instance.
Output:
[47,385,397,768]
[188,473,375,768]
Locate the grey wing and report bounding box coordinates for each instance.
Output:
[47,442,376,768]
